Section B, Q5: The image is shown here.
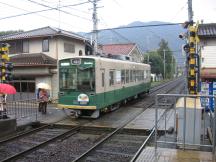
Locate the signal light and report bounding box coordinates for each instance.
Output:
[183,44,190,53]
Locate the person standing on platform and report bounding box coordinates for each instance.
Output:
[38,89,49,114]
[37,88,42,112]
[0,93,7,119]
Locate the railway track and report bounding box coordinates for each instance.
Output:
[0,125,82,162]
[71,78,185,162]
[1,77,185,162]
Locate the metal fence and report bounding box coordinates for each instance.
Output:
[155,94,216,156]
[0,99,39,122]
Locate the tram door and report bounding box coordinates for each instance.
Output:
[100,69,105,107]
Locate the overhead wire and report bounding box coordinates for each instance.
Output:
[0,1,91,21]
[98,17,132,43]
[26,0,91,21]
[0,1,89,31]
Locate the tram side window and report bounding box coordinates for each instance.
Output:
[121,70,125,84]
[147,70,149,78]
[102,73,104,87]
[116,70,121,84]
[126,70,129,83]
[130,70,133,82]
[135,70,139,82]
[109,71,114,86]
[144,70,146,79]
[132,70,136,82]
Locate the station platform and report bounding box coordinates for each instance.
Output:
[135,147,213,162]
[125,108,175,131]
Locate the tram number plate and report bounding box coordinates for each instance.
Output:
[79,101,88,105]
[71,58,81,65]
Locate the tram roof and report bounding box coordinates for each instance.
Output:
[60,56,150,67]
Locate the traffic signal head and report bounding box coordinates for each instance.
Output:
[5,62,13,71]
[182,21,193,29]
[0,62,13,82]
[183,44,190,53]
[179,32,188,40]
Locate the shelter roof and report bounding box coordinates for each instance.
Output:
[198,23,216,38]
[10,53,57,67]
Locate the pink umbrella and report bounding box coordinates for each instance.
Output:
[0,83,16,94]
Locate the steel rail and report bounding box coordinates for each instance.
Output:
[130,80,185,161]
[0,117,69,144]
[72,78,183,162]
[1,125,81,162]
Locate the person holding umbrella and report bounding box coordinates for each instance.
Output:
[0,93,7,119]
[0,83,16,119]
[37,83,50,114]
[38,88,49,114]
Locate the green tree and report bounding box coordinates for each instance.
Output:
[0,30,23,36]
[144,51,163,75]
[157,39,175,79]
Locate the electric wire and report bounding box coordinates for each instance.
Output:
[26,0,91,21]
[0,1,91,21]
[0,1,89,31]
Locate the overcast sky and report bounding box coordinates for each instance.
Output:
[0,0,215,32]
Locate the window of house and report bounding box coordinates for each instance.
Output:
[64,43,75,53]
[8,41,22,54]
[109,71,114,86]
[42,38,49,52]
[79,50,83,56]
[22,40,29,53]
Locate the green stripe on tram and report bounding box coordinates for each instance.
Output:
[59,82,151,109]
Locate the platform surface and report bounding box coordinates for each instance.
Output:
[135,147,213,162]
[125,108,175,131]
[57,106,146,128]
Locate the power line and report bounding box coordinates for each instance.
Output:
[170,2,187,22]
[99,17,132,43]
[26,0,91,21]
[0,1,91,21]
[0,1,89,31]
[93,23,183,32]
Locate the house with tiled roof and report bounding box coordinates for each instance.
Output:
[197,23,216,79]
[101,43,143,63]
[0,26,93,99]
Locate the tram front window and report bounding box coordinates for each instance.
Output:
[60,67,95,91]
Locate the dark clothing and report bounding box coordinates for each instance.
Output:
[39,102,47,114]
[38,89,48,114]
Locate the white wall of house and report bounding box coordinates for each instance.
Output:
[130,47,142,63]
[200,39,216,68]
[57,37,85,60]
[51,73,58,99]
[28,37,85,60]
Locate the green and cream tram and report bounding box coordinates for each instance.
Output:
[58,56,151,118]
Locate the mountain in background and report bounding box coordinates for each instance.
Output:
[80,21,186,65]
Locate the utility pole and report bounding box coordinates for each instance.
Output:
[163,49,166,80]
[91,0,99,55]
[188,0,193,22]
[171,55,174,78]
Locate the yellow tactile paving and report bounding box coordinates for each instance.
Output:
[135,147,213,162]
[176,97,202,109]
